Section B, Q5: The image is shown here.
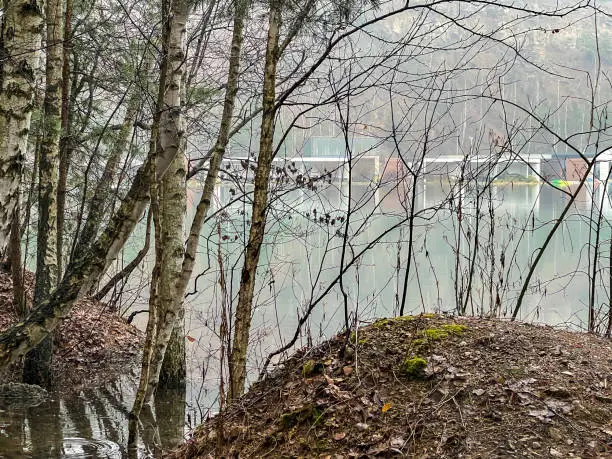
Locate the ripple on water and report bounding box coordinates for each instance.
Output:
[61,437,122,458]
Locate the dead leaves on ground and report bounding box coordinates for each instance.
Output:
[175,315,612,458]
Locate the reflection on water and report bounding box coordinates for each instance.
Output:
[0,374,186,458]
[184,179,612,407]
[2,178,611,454]
[60,438,121,458]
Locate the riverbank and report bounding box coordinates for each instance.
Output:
[173,314,612,458]
[0,267,142,388]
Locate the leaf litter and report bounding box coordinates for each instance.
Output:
[0,267,142,389]
[173,314,612,458]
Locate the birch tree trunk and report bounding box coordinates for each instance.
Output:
[159,319,186,390]
[56,0,72,279]
[0,0,45,252]
[228,0,281,401]
[129,0,191,445]
[72,89,141,260]
[23,0,65,386]
[159,130,188,391]
[144,150,186,403]
[157,0,248,391]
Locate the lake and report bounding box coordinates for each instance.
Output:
[1,174,610,457]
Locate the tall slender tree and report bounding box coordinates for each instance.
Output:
[229,0,282,401]
[159,0,250,390]
[0,1,45,252]
[56,0,73,279]
[23,0,65,386]
[129,0,192,447]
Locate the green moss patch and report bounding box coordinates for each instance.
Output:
[440,323,468,335]
[401,356,428,379]
[419,323,468,342]
[302,359,324,378]
[422,328,450,340]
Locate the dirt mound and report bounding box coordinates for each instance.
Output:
[0,268,142,388]
[174,315,612,458]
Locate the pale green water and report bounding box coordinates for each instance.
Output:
[179,179,611,407]
[2,179,610,457]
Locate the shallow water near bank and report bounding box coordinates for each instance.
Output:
[0,373,191,458]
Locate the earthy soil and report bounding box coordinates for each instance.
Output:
[173,314,612,458]
[0,267,142,389]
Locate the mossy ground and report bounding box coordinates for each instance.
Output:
[400,356,427,378]
[173,315,612,458]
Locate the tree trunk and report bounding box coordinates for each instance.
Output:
[23,0,64,387]
[129,1,191,446]
[72,90,140,261]
[143,149,187,402]
[159,319,186,390]
[154,383,186,451]
[8,205,27,318]
[56,0,73,280]
[0,0,45,252]
[175,0,248,305]
[157,0,248,392]
[229,0,281,401]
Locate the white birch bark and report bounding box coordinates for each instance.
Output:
[22,0,64,386]
[0,1,45,251]
[129,0,191,432]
